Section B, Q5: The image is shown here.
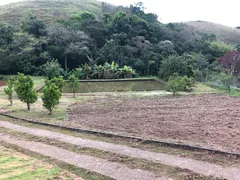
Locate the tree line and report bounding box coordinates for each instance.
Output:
[0,2,239,82]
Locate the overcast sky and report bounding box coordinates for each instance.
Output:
[0,0,239,27]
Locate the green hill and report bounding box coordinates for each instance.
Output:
[184,21,240,44]
[0,0,120,25]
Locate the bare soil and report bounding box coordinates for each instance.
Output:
[68,94,240,153]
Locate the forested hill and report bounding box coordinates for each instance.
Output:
[0,0,239,83]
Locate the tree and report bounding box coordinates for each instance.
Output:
[218,51,240,76]
[68,74,80,97]
[14,73,38,110]
[159,55,193,80]
[42,82,61,115]
[22,16,46,38]
[209,41,236,58]
[45,76,64,92]
[4,76,16,106]
[47,25,91,70]
[42,59,64,79]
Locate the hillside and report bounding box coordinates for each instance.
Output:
[0,0,120,25]
[184,21,240,44]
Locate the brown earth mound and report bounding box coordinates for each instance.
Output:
[68,94,240,153]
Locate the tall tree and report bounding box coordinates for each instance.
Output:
[47,25,92,70]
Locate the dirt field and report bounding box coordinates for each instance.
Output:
[68,94,240,153]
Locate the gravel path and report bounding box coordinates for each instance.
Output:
[0,134,163,180]
[0,120,239,180]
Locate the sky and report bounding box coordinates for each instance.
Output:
[0,0,239,27]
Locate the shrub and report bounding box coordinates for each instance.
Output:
[14,73,38,110]
[165,74,195,95]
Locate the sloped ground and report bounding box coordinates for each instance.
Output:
[68,94,240,153]
[184,21,240,44]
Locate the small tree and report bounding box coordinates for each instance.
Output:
[45,76,64,92]
[68,75,80,98]
[14,73,38,110]
[42,83,62,115]
[218,51,240,76]
[4,77,16,106]
[42,59,64,79]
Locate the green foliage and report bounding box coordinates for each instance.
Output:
[14,73,38,110]
[72,67,85,79]
[22,16,46,37]
[219,73,234,92]
[159,55,193,80]
[68,74,80,97]
[121,65,136,78]
[45,76,64,92]
[209,40,236,57]
[42,60,64,79]
[4,76,16,105]
[1,0,240,81]
[42,81,62,115]
[165,74,195,95]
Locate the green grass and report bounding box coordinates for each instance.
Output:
[0,146,81,180]
[205,83,240,96]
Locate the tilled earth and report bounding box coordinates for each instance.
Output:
[67,94,240,153]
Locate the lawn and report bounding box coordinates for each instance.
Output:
[0,146,81,180]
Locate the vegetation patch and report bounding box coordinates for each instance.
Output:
[0,145,82,180]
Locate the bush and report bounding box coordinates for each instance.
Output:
[165,74,195,95]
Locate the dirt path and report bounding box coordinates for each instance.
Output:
[0,134,163,180]
[0,120,239,180]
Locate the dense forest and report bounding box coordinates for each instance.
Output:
[0,2,239,82]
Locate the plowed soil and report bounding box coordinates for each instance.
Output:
[68,94,240,153]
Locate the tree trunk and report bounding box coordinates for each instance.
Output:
[27,103,30,111]
[147,63,150,76]
[65,56,68,71]
[10,95,12,106]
